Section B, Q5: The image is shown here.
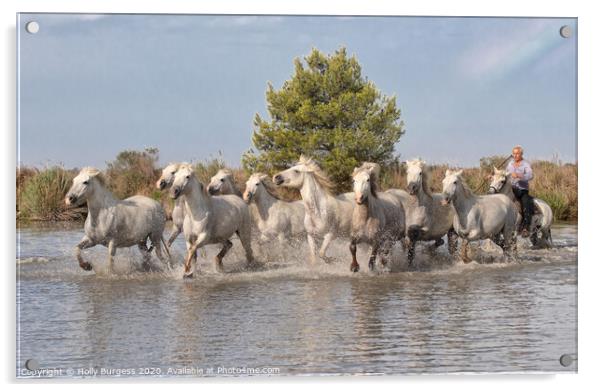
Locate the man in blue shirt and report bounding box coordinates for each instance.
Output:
[506,145,535,237]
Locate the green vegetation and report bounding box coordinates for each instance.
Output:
[16,149,578,222]
[17,167,85,221]
[242,47,404,193]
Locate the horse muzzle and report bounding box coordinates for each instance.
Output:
[243,191,253,203]
[65,194,77,206]
[441,195,451,205]
[170,187,182,199]
[355,194,367,205]
[407,183,419,195]
[487,186,497,194]
[273,174,284,186]
[157,179,166,190]
[207,185,220,195]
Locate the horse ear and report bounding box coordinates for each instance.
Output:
[445,169,451,177]
[457,170,464,176]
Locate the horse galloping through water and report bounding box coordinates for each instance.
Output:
[397,159,457,266]
[170,164,254,278]
[156,162,185,248]
[488,167,554,247]
[243,173,306,244]
[65,167,169,273]
[273,155,354,265]
[349,162,406,272]
[442,169,518,263]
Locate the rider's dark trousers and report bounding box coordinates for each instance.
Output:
[512,187,534,230]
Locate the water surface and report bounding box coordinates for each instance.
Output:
[16,223,577,377]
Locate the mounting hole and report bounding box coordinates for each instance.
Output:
[25,359,39,371]
[559,25,572,38]
[559,354,573,367]
[25,21,39,34]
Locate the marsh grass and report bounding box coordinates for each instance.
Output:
[16,151,578,222]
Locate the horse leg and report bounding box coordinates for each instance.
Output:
[75,236,95,271]
[368,243,380,272]
[407,239,416,268]
[236,228,255,266]
[530,227,540,247]
[138,242,152,271]
[167,226,182,248]
[307,234,318,265]
[349,239,359,273]
[214,240,232,273]
[108,240,116,274]
[184,237,203,278]
[460,240,470,263]
[318,232,334,261]
[447,229,458,255]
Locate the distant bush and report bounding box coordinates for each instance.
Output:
[105,147,160,199]
[18,167,86,221]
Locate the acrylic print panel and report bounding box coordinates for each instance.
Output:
[16,13,577,378]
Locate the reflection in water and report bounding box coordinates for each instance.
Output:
[17,225,577,377]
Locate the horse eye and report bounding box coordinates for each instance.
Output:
[186,175,190,179]
[256,183,260,186]
[294,170,300,174]
[454,181,457,184]
[220,178,224,182]
[83,181,89,185]
[171,171,176,175]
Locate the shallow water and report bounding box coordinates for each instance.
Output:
[16,223,577,377]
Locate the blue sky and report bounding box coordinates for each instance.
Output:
[17,14,577,168]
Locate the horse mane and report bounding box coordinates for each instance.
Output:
[458,174,475,198]
[217,168,233,177]
[80,167,106,186]
[352,162,380,197]
[407,158,432,196]
[298,155,335,194]
[252,173,282,200]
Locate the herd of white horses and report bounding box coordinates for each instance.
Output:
[64,156,554,277]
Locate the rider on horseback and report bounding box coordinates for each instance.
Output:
[506,145,535,237]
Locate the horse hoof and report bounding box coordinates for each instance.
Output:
[80,262,93,271]
[350,264,359,273]
[183,271,194,279]
[368,261,375,271]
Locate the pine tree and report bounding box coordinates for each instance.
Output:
[242,47,404,193]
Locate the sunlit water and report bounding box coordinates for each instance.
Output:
[16,223,577,377]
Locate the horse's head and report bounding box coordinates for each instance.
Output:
[156,162,180,190]
[273,161,308,189]
[488,167,510,194]
[65,167,103,206]
[441,169,463,205]
[208,169,233,195]
[406,159,426,195]
[352,162,380,204]
[170,164,196,200]
[243,173,266,203]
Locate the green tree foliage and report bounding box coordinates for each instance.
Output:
[105,147,159,199]
[242,47,404,193]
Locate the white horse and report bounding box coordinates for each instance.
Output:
[442,169,518,263]
[273,155,354,265]
[243,173,306,244]
[399,159,457,265]
[170,164,254,277]
[350,163,405,272]
[208,169,242,197]
[65,167,169,272]
[156,162,185,247]
[488,167,554,247]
